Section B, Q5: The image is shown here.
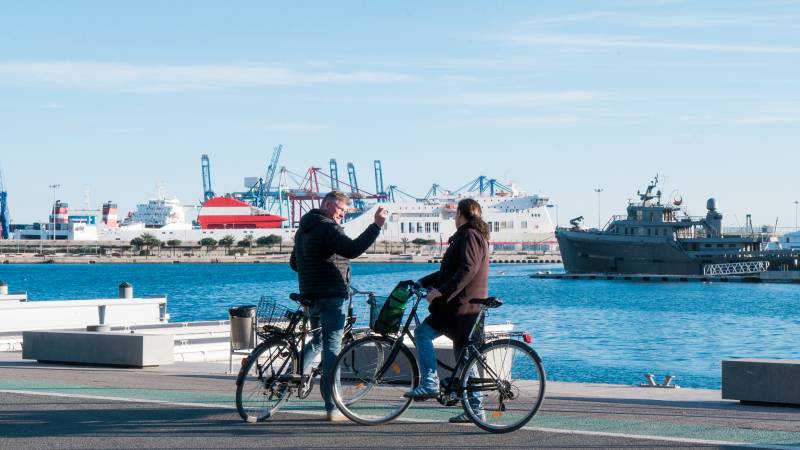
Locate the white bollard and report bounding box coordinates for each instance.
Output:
[119,282,133,299]
[0,281,7,296]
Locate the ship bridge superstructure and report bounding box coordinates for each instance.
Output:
[601,176,735,244]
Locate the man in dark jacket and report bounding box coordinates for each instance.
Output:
[290,190,387,421]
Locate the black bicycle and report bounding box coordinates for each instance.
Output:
[330,286,546,433]
[234,291,372,422]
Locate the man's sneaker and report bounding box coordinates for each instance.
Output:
[326,410,348,422]
[402,385,439,400]
[449,411,485,423]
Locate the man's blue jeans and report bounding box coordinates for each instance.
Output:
[301,297,346,413]
[415,321,483,412]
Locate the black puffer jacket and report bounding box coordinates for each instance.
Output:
[290,209,380,299]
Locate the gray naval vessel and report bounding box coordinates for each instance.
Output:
[556,176,800,275]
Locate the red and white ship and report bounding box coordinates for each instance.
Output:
[198,197,285,229]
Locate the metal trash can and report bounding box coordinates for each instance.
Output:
[229,305,257,350]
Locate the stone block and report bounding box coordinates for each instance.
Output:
[722,359,800,405]
[22,330,174,367]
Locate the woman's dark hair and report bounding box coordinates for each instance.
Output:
[457,198,490,240]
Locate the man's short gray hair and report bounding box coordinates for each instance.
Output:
[322,190,352,206]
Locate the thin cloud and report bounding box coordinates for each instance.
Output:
[493,34,800,54]
[260,122,335,132]
[439,74,480,83]
[304,91,605,107]
[680,114,800,125]
[452,115,594,127]
[0,61,416,92]
[438,91,604,107]
[523,12,800,28]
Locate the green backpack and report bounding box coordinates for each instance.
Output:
[371,281,414,335]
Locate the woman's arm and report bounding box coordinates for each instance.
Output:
[418,271,440,288]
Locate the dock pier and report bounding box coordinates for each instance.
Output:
[530,272,800,283]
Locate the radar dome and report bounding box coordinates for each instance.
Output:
[706,198,717,211]
[672,195,683,206]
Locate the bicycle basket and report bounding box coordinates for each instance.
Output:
[256,296,299,336]
[347,293,378,330]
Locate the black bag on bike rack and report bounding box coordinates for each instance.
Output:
[371,281,414,335]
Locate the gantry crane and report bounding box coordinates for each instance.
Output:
[346,162,365,210]
[329,159,340,190]
[201,154,215,202]
[0,166,9,239]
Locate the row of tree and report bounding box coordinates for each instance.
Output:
[129,233,438,255]
[130,233,283,253]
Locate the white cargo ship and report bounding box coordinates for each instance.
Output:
[13,190,557,251]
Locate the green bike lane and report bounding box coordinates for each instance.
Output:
[0,363,798,449]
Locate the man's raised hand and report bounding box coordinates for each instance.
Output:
[374,206,388,227]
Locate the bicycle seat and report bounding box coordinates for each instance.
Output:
[289,293,314,307]
[469,297,503,308]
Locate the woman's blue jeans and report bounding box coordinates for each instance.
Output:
[301,297,346,413]
[415,321,483,412]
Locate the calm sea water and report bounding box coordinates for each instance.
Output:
[2,263,799,389]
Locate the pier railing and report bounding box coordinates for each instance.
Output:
[702,261,769,276]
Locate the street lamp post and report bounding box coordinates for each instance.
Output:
[48,184,60,243]
[547,203,558,227]
[594,188,603,229]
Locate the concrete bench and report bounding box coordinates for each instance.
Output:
[722,359,800,406]
[22,330,174,368]
[0,292,27,302]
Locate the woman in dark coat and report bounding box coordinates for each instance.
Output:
[402,198,490,423]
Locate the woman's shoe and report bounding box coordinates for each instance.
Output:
[402,385,439,399]
[448,411,485,423]
[326,410,348,422]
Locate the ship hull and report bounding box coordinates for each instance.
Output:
[557,228,800,275]
[556,228,701,275]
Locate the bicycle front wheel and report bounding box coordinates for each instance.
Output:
[331,335,418,425]
[235,337,298,423]
[459,339,546,433]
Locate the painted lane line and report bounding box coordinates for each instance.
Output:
[0,389,234,411]
[2,389,798,450]
[524,426,800,450]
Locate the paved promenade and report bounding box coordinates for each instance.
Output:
[0,352,798,449]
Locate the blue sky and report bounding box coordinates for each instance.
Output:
[1,1,799,230]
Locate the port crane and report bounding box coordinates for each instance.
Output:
[347,162,365,210]
[0,165,9,240]
[453,176,513,196]
[201,154,215,202]
[263,145,283,211]
[373,160,387,203]
[424,183,449,200]
[329,159,340,190]
[388,185,420,202]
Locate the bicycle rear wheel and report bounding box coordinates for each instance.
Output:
[235,337,297,422]
[331,335,418,425]
[459,339,545,433]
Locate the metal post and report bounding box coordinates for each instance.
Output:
[49,184,60,243]
[594,188,603,229]
[547,203,558,227]
[119,281,133,299]
[795,200,798,231]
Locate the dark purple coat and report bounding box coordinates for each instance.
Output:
[419,224,489,347]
